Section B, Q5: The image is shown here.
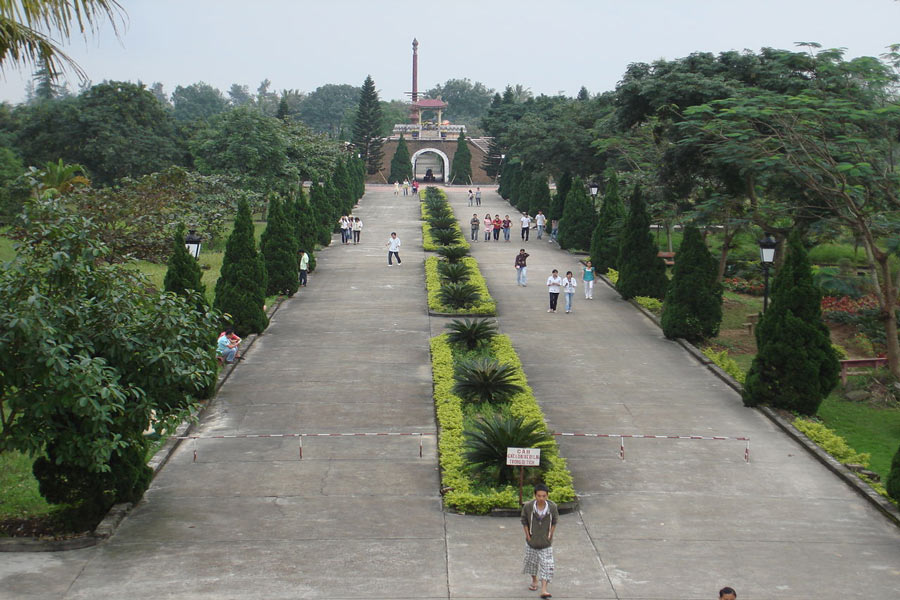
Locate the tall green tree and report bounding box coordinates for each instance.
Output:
[0,199,218,520]
[887,443,900,501]
[214,198,268,336]
[425,78,494,125]
[164,223,207,310]
[332,159,354,214]
[616,186,668,299]
[260,196,299,297]
[527,174,551,218]
[660,225,722,342]
[351,75,384,175]
[298,84,360,136]
[388,134,413,184]
[171,82,228,123]
[449,130,472,184]
[590,169,626,273]
[557,177,596,251]
[742,232,839,414]
[549,171,572,221]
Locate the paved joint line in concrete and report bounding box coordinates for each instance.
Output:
[576,505,621,600]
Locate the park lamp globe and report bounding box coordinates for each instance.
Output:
[184,229,202,260]
[758,234,776,264]
[589,181,600,199]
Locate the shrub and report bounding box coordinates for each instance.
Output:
[431,228,461,246]
[439,282,481,309]
[558,176,596,251]
[702,347,746,384]
[661,225,723,343]
[425,256,496,315]
[437,244,471,264]
[634,296,663,314]
[445,318,498,350]
[606,268,619,286]
[793,419,871,466]
[743,232,840,415]
[463,414,553,484]
[887,443,900,501]
[453,358,524,404]
[617,185,668,300]
[438,261,470,284]
[590,169,625,273]
[428,216,458,230]
[721,276,765,295]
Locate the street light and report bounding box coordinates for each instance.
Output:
[184,229,202,260]
[589,181,600,200]
[758,233,777,312]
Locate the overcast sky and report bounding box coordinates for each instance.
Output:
[1,0,898,104]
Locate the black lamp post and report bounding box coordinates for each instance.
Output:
[589,181,599,199]
[758,233,777,312]
[184,229,202,260]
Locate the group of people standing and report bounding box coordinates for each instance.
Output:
[471,213,513,242]
[515,250,595,313]
[338,215,363,245]
[394,179,419,196]
[467,188,482,206]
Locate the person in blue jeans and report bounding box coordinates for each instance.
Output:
[515,249,529,286]
[562,270,577,313]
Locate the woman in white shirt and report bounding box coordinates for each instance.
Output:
[562,270,577,313]
[352,217,363,244]
[546,269,563,313]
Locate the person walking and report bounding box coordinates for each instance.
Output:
[515,249,529,286]
[562,270,577,313]
[470,213,480,242]
[385,232,402,266]
[492,214,502,241]
[402,179,410,196]
[546,269,562,312]
[298,250,309,287]
[521,483,558,599]
[535,210,547,240]
[483,213,493,242]
[520,212,532,241]
[338,215,351,245]
[468,189,474,206]
[352,217,363,245]
[582,260,595,299]
[412,180,419,195]
[394,181,400,196]
[475,187,482,206]
[550,218,559,242]
[502,215,512,241]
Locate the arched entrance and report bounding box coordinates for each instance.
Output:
[411,148,449,182]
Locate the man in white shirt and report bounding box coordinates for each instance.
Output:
[385,232,402,266]
[535,211,547,239]
[520,213,532,241]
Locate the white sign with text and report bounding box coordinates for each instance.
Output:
[506,447,541,466]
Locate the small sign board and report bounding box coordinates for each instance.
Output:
[506,447,541,466]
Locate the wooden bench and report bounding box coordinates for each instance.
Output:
[839,357,888,385]
[657,251,675,266]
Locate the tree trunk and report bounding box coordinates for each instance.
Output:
[866,243,900,377]
[717,226,736,282]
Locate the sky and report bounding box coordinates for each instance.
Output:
[1,0,899,104]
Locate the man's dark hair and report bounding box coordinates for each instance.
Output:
[719,587,736,598]
[534,483,549,494]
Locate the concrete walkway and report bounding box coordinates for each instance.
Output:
[449,186,900,599]
[2,184,898,599]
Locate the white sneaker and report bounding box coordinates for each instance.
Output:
[547,309,553,312]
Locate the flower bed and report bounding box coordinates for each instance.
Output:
[721,276,765,295]
[425,256,496,315]
[821,295,879,323]
[430,333,575,513]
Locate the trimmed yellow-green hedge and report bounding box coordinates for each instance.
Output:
[421,195,469,252]
[430,333,575,513]
[426,255,497,315]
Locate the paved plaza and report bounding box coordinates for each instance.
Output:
[1,185,898,599]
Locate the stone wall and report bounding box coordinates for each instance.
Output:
[369,138,492,184]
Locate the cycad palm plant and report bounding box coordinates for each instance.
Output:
[445,318,497,350]
[438,282,481,309]
[436,245,470,263]
[428,215,458,229]
[463,413,553,484]
[431,228,461,246]
[438,261,470,284]
[453,357,523,403]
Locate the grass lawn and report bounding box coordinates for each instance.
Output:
[816,394,900,480]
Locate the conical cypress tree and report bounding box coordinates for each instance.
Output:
[742,232,840,414]
[661,225,723,343]
[164,223,207,311]
[324,178,341,231]
[214,199,268,336]
[332,160,354,214]
[389,134,413,184]
[449,131,472,184]
[260,196,299,297]
[308,183,334,246]
[351,75,384,174]
[551,171,573,221]
[294,189,318,272]
[352,155,366,199]
[528,174,552,218]
[590,170,626,273]
[617,186,668,300]
[887,443,900,501]
[558,177,597,251]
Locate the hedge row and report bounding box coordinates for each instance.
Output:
[421,199,469,252]
[425,256,497,315]
[430,333,575,513]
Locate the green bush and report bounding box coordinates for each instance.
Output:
[445,318,498,350]
[634,296,663,314]
[702,347,747,384]
[463,414,554,484]
[437,244,471,263]
[453,358,524,404]
[606,268,619,286]
[426,256,496,315]
[660,225,723,343]
[438,261,470,284]
[431,228,461,246]
[793,419,871,466]
[617,185,668,300]
[887,443,900,501]
[439,282,481,309]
